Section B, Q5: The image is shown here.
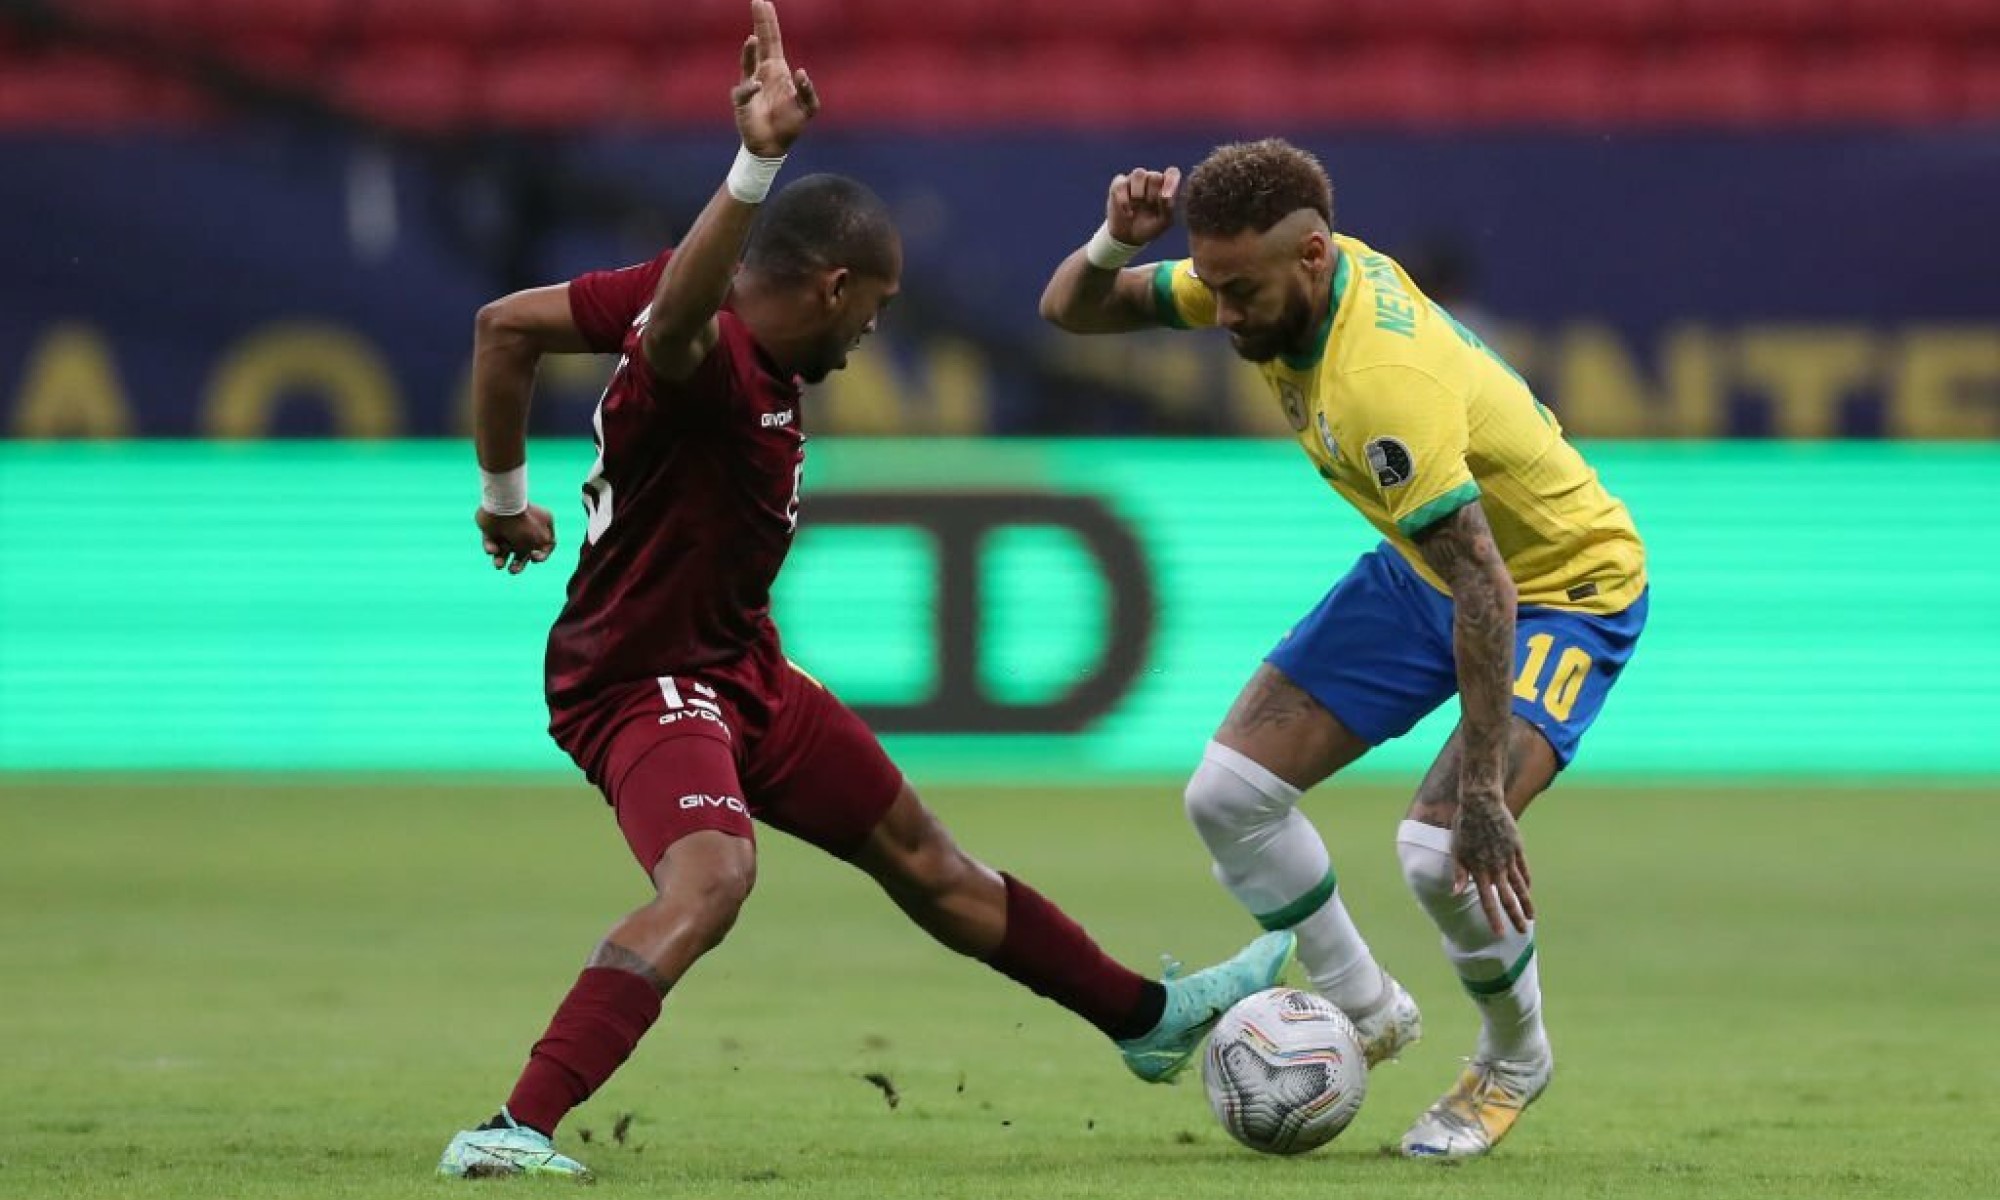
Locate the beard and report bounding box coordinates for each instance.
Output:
[796,342,846,385]
[1227,287,1316,364]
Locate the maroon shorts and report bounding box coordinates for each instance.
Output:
[553,643,904,872]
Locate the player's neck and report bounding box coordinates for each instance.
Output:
[729,280,813,377]
[1287,254,1339,360]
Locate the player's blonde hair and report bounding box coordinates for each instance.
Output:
[1183,139,1334,237]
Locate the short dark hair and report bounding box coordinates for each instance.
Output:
[743,173,898,282]
[1183,139,1334,238]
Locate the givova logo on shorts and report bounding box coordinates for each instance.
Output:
[678,794,748,814]
[658,675,732,738]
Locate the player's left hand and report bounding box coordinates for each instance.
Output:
[475,504,556,575]
[733,1,819,157]
[1450,790,1535,936]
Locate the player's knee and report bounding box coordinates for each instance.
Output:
[653,846,756,947]
[1396,821,1457,907]
[1184,750,1289,844]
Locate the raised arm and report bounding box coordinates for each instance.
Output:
[641,0,817,381]
[1414,501,1532,935]
[471,284,587,573]
[1039,166,1183,333]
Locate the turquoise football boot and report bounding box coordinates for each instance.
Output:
[438,1108,592,1180]
[1117,930,1297,1083]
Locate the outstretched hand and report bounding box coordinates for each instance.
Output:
[1106,166,1182,246]
[733,0,819,157]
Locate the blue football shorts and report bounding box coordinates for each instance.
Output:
[1266,543,1648,766]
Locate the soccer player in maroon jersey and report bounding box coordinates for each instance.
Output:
[437,3,1291,1180]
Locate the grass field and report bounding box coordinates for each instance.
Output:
[3,777,1996,1199]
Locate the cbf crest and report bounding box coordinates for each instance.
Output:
[1316,411,1340,464]
[1278,380,1309,432]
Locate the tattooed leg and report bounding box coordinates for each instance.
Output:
[1214,662,1369,790]
[1183,664,1393,1016]
[1407,717,1561,830]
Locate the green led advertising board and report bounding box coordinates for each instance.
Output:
[1,442,1992,779]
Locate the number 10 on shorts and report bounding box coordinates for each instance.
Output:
[1513,633,1593,723]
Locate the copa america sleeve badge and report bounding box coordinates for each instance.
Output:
[1364,437,1414,488]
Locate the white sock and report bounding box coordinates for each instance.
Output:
[1397,819,1547,1061]
[1184,742,1384,1014]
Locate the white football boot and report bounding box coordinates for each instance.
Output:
[1344,968,1423,1067]
[1400,1044,1554,1158]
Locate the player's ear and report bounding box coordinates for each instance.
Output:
[1299,230,1330,272]
[823,267,851,311]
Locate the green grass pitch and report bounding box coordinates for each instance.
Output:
[3,777,1996,1198]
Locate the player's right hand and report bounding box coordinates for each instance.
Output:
[733,1,819,158]
[1107,167,1182,246]
[475,504,557,575]
[1450,790,1535,936]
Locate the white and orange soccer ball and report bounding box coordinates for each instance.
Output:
[1201,987,1368,1155]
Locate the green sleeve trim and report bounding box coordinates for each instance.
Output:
[1461,940,1537,996]
[1253,869,1339,932]
[1397,480,1481,539]
[1151,260,1192,330]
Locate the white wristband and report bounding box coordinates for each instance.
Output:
[726,145,787,204]
[480,465,528,517]
[1084,222,1142,270]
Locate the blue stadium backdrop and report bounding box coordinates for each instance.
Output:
[2,132,1995,440]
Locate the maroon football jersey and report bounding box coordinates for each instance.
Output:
[544,252,807,747]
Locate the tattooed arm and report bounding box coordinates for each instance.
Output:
[1415,500,1534,935]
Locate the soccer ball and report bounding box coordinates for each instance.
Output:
[1201,987,1368,1155]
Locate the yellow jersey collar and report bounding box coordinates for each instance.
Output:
[1281,246,1350,372]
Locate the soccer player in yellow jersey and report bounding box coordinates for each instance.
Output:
[1040,139,1648,1159]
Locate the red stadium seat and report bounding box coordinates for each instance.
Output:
[214,35,328,84]
[478,46,643,129]
[0,52,156,128]
[514,0,659,43]
[65,0,190,38]
[1186,0,1339,38]
[1513,0,1678,39]
[979,43,1150,126]
[1014,0,1172,42]
[335,44,476,130]
[1839,0,2000,36]
[1330,0,1522,38]
[1674,0,1829,36]
[803,44,967,128]
[351,0,509,49]
[1131,43,1305,126]
[1964,52,2000,119]
[845,0,1021,43]
[1627,41,1787,126]
[632,40,748,124]
[1290,43,1468,127]
[1788,41,1952,124]
[670,0,847,46]
[1467,44,1625,126]
[176,0,350,41]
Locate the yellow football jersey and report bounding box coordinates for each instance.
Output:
[1152,233,1645,614]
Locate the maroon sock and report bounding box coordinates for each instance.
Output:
[503,967,664,1135]
[981,873,1162,1041]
